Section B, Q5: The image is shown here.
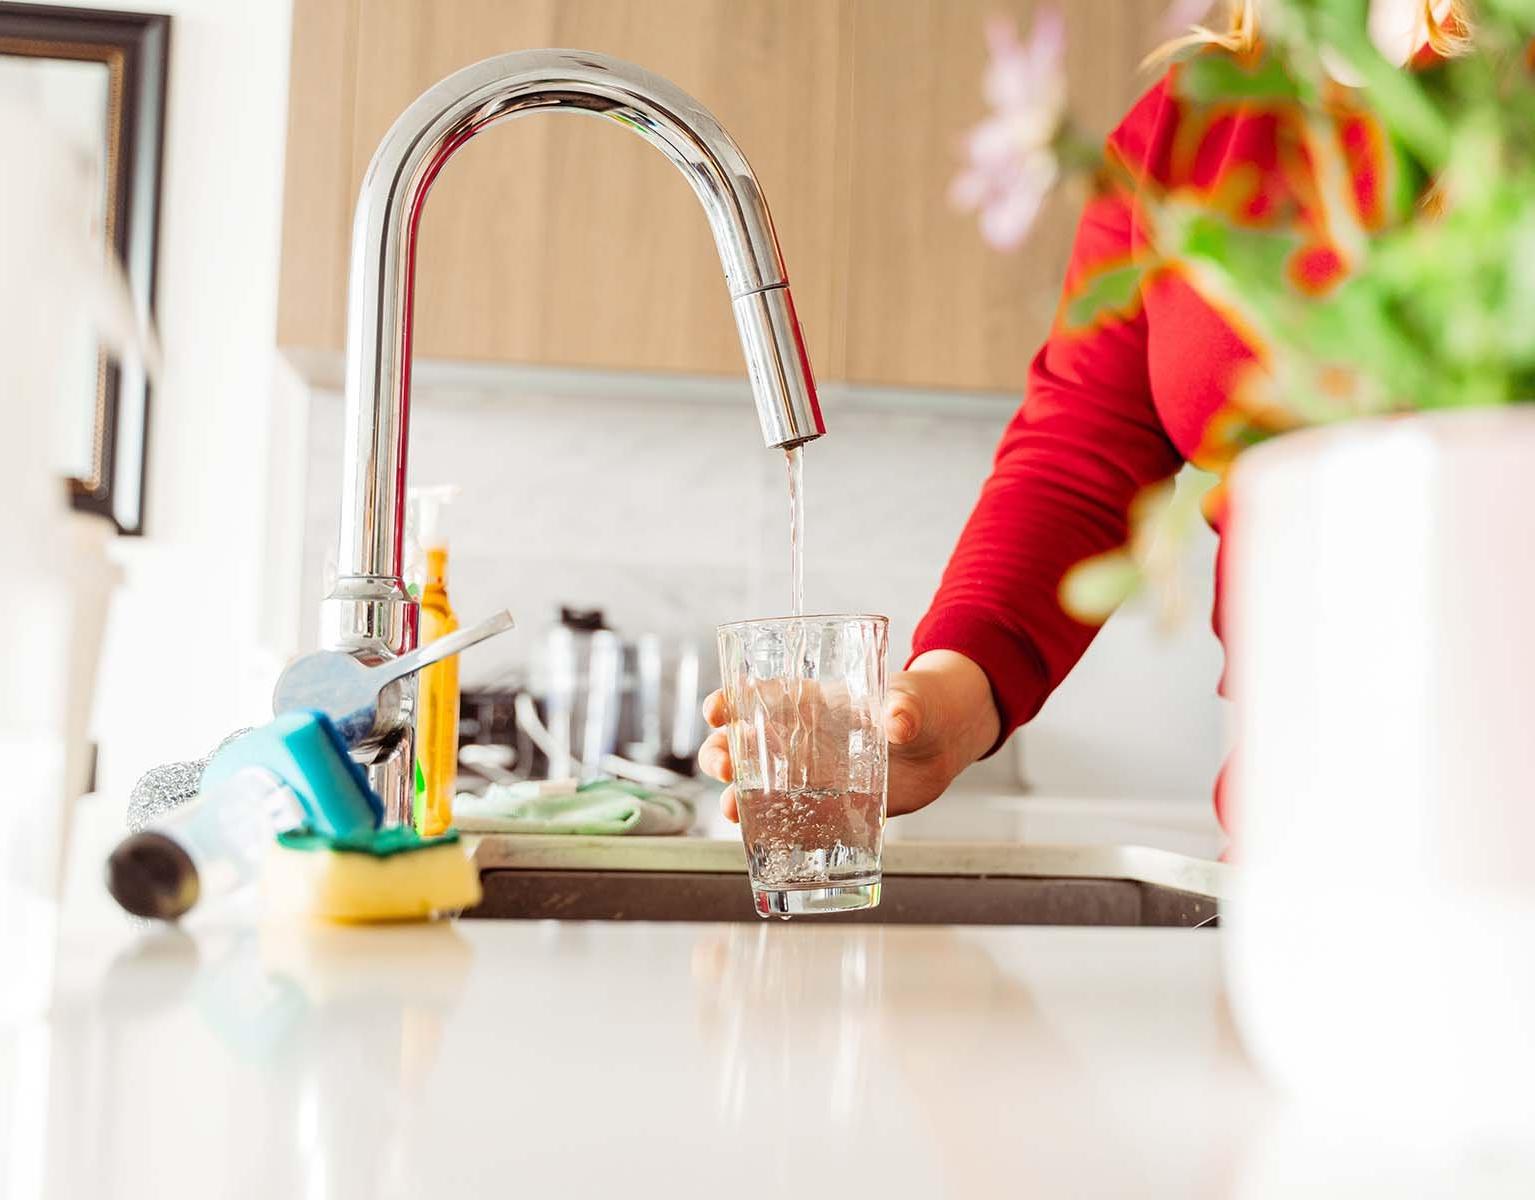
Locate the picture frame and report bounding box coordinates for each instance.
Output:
[0,2,168,535]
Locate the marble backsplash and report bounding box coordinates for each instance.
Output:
[297,371,1226,803]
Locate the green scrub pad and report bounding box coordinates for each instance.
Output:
[275,826,460,856]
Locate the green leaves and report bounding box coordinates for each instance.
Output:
[1041,2,1535,627]
[1480,0,1535,25]
[1272,0,1453,168]
[1177,52,1304,104]
[1060,466,1220,628]
[1059,551,1140,625]
[1060,1,1535,437]
[1062,262,1146,331]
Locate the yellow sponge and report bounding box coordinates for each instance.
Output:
[262,827,482,923]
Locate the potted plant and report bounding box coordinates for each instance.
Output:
[953,0,1535,1124]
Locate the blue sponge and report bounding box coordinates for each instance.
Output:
[202,710,382,837]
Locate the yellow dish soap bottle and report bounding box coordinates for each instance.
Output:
[407,486,461,836]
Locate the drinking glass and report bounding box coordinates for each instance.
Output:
[715,614,888,917]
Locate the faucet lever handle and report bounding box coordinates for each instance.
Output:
[273,609,515,756]
[372,609,515,689]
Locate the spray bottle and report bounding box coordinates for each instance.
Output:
[405,486,461,835]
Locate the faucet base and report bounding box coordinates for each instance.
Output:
[320,574,419,658]
[366,727,417,828]
[321,574,421,826]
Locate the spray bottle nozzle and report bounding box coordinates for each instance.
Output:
[409,484,460,550]
[404,484,460,595]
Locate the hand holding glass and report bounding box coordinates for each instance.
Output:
[715,615,888,917]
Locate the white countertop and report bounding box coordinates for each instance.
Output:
[12,795,1529,1198]
[19,916,1254,1198]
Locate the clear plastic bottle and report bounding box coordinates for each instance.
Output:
[106,768,305,920]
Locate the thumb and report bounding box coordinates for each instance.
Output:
[884,675,927,747]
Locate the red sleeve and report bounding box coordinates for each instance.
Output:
[911,77,1184,747]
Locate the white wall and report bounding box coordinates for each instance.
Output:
[76,0,295,804]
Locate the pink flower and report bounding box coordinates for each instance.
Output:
[950,10,1068,251]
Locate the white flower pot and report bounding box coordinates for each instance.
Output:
[1224,409,1535,1130]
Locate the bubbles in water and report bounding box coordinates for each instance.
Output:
[738,786,882,888]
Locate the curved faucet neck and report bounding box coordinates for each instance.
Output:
[334,48,823,586]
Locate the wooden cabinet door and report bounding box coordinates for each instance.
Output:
[277,0,1161,392]
[277,0,362,353]
[279,0,845,378]
[838,0,1159,392]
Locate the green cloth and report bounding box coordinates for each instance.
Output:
[452,779,694,836]
[276,825,461,857]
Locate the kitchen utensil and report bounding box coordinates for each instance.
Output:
[665,641,702,773]
[624,633,665,763]
[579,629,623,782]
[458,743,519,786]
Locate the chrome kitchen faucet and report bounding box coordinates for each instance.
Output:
[322,50,825,822]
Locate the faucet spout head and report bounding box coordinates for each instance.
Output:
[734,285,824,449]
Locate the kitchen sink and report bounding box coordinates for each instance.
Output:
[464,836,1225,927]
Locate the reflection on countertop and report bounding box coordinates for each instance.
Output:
[8,795,1534,1199]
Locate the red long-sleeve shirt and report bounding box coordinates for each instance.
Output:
[913,67,1380,785]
